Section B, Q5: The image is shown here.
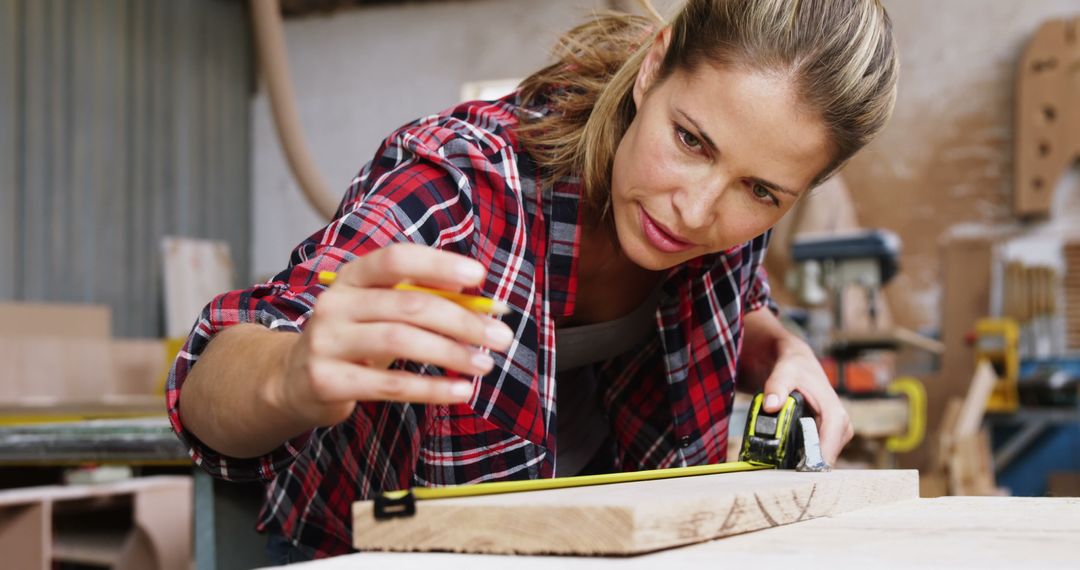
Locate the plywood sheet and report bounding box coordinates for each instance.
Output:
[0,336,114,405]
[353,469,917,555]
[161,237,235,339]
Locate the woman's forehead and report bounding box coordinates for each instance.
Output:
[661,65,832,193]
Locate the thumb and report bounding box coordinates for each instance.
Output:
[761,374,793,413]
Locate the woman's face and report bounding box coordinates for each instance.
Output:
[611,35,833,271]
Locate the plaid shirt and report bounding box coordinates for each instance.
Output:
[166,92,775,557]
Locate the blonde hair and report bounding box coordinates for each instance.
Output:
[517,0,899,217]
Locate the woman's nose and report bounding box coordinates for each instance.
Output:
[672,176,728,230]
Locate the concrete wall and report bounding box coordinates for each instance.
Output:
[252,0,1080,336]
[250,0,619,279]
[2,0,252,337]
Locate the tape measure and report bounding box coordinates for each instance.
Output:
[372,391,819,520]
[739,391,806,470]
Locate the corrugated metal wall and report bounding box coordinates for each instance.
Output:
[0,0,253,337]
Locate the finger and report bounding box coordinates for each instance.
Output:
[797,387,848,464]
[321,321,499,376]
[816,406,852,465]
[315,287,514,351]
[310,359,475,404]
[336,244,487,290]
[760,374,794,413]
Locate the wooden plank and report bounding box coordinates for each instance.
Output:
[954,360,997,439]
[307,498,1079,569]
[160,237,234,338]
[111,338,168,396]
[133,474,194,570]
[0,475,189,508]
[841,396,909,438]
[0,502,49,570]
[352,470,917,555]
[831,327,945,355]
[0,336,114,405]
[0,302,111,337]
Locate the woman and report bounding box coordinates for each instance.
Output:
[169,0,898,561]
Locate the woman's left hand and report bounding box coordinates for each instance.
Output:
[758,342,852,465]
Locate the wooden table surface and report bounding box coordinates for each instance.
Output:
[280,497,1080,569]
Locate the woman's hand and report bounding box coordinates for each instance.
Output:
[757,342,852,465]
[268,244,515,429]
[740,308,852,465]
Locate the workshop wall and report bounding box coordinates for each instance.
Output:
[845,0,1080,332]
[250,0,616,279]
[0,0,254,337]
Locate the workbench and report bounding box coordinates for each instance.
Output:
[0,417,187,465]
[278,497,1079,569]
[0,415,266,570]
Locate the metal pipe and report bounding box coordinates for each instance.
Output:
[250,0,339,221]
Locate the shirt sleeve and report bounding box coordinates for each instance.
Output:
[743,229,779,315]
[165,122,501,482]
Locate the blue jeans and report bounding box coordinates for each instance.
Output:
[265,532,315,565]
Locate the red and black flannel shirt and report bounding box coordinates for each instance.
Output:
[166,91,776,557]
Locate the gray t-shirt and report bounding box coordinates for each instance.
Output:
[553,287,661,476]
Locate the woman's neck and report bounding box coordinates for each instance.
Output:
[560,221,662,327]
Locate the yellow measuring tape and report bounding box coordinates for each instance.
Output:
[380,460,771,503]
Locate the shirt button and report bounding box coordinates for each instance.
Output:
[679,436,691,448]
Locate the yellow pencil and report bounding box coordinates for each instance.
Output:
[316,271,510,316]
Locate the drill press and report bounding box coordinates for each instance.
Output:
[790,229,901,393]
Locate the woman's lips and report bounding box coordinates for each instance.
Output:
[639,206,695,254]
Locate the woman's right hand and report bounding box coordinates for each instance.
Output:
[270,244,515,428]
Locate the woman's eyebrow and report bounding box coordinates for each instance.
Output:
[748,176,799,197]
[675,107,799,197]
[675,108,719,154]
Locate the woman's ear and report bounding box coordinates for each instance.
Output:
[633,27,672,108]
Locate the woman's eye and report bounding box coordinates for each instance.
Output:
[675,126,702,151]
[752,183,779,206]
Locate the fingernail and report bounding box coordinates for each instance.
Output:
[451,382,473,398]
[456,262,484,283]
[486,324,513,347]
[471,352,494,371]
[765,394,780,410]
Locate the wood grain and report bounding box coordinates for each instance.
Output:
[352,470,917,555]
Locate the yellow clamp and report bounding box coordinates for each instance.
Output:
[885,376,926,453]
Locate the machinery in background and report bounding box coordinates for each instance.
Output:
[785,229,930,457]
[791,229,900,335]
[974,254,1080,496]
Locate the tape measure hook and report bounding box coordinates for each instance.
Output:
[374,489,417,520]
